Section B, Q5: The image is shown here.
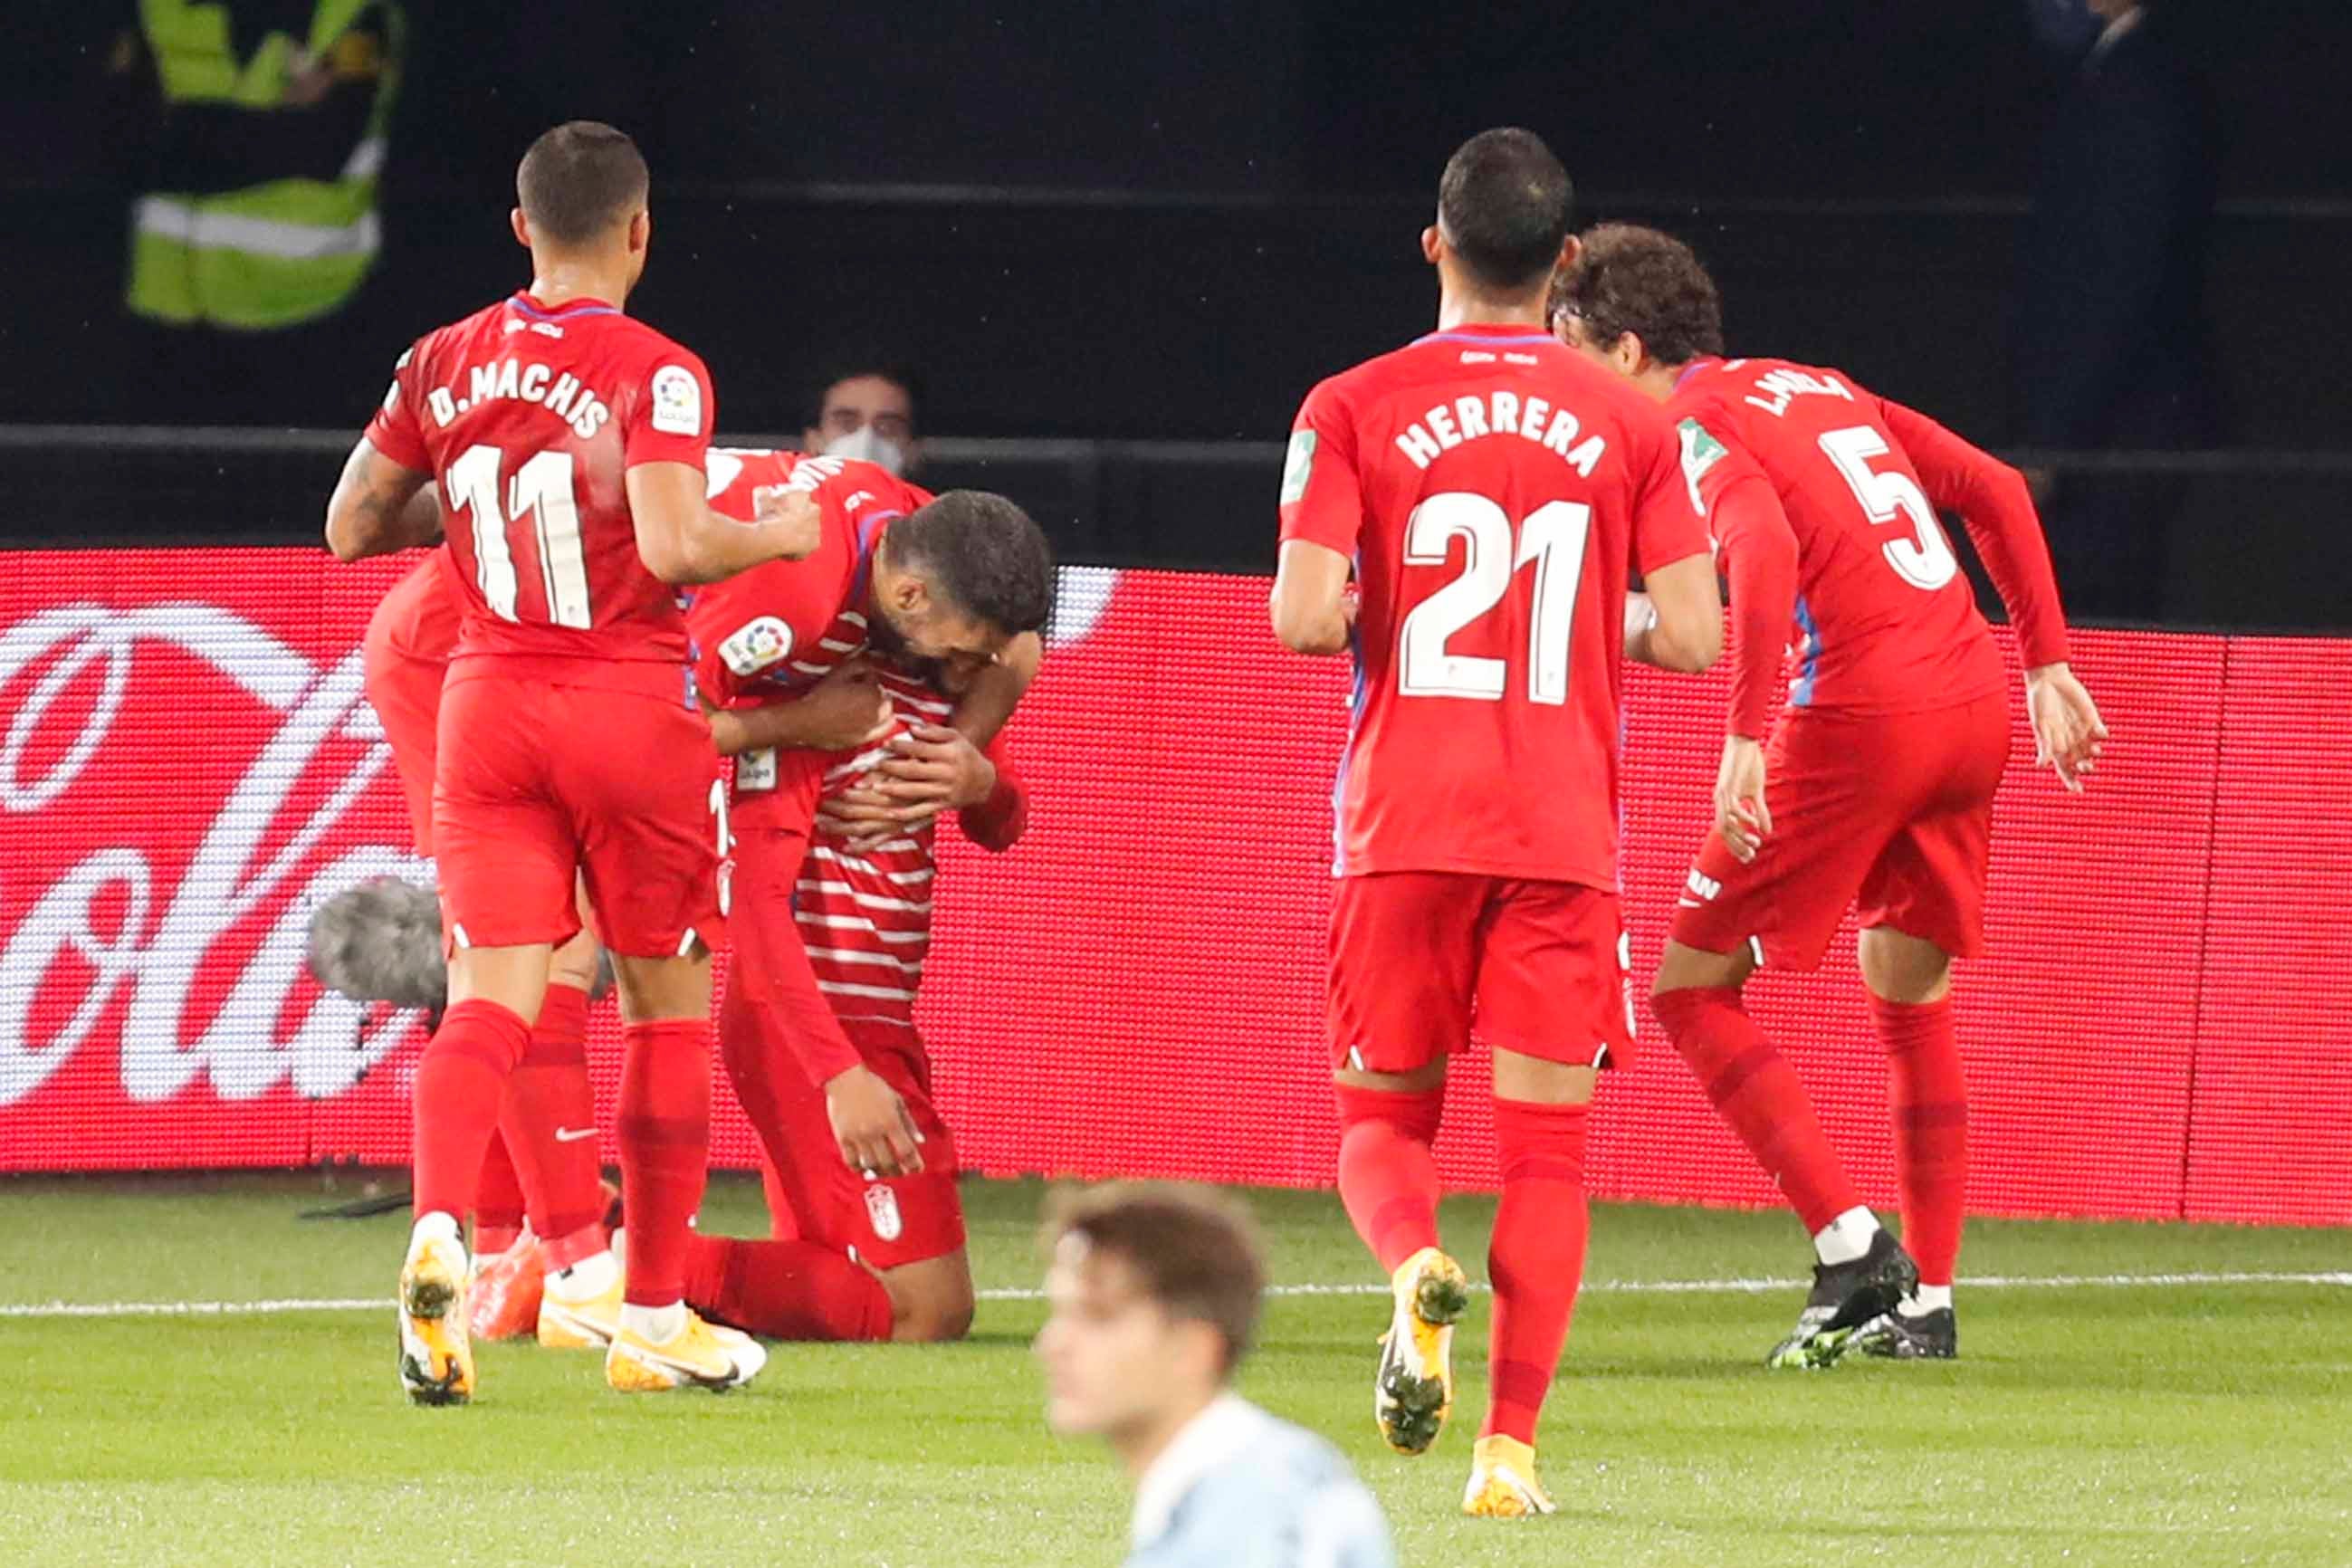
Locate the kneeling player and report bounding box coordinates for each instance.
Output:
[1554,225,2108,1365]
[680,450,1053,1342]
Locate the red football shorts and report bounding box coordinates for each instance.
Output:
[728,999,967,1271]
[1674,693,2011,970]
[1329,872,1635,1073]
[432,668,726,957]
[361,636,445,855]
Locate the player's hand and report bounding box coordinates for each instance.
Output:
[812,783,930,846]
[1714,734,1772,864]
[2025,662,2108,792]
[875,723,998,810]
[825,1064,925,1178]
[793,660,897,752]
[751,484,824,561]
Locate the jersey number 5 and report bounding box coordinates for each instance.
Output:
[1818,426,1959,591]
[445,444,593,628]
[1399,492,1590,705]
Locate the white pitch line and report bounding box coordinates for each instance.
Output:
[4,1270,2345,1320]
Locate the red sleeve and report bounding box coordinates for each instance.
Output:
[1276,378,1367,557]
[958,739,1028,852]
[1701,450,1799,739]
[1633,404,1718,575]
[362,339,432,474]
[731,816,865,1085]
[622,345,715,472]
[1877,396,2070,668]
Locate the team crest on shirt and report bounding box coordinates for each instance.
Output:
[718,616,794,675]
[1279,430,1316,504]
[650,364,703,435]
[865,1182,904,1243]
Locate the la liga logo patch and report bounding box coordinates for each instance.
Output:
[717,616,793,676]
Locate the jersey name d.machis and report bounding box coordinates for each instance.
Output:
[364,292,715,697]
[1669,358,2070,717]
[685,449,932,829]
[1280,323,1715,888]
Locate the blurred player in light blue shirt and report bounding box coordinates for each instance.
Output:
[1037,1185,1397,1568]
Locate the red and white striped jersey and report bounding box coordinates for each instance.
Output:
[795,663,961,1030]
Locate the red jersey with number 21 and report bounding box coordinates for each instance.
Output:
[364,292,715,694]
[1280,324,1715,889]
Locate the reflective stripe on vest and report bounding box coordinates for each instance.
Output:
[129,0,397,329]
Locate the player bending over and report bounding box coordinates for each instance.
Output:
[684,449,1051,1343]
[326,121,818,1404]
[1552,224,2107,1366]
[1272,130,1723,1515]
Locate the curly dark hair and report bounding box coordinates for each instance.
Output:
[886,490,1056,635]
[1549,223,1726,367]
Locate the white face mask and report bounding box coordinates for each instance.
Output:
[824,425,909,477]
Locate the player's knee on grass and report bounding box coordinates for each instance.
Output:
[610,948,713,1024]
[882,1252,975,1343]
[1858,926,1953,1005]
[1652,937,1754,999]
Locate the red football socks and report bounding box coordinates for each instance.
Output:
[682,1233,894,1342]
[1654,985,1862,1234]
[1334,1084,1446,1274]
[473,1133,526,1256]
[1483,1097,1592,1446]
[617,1018,714,1309]
[496,982,607,1262]
[412,998,531,1224]
[1876,994,1967,1288]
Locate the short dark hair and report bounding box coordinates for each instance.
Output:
[516,121,649,247]
[887,490,1055,635]
[1047,1184,1267,1378]
[1549,223,1726,367]
[1438,128,1574,292]
[811,365,925,433]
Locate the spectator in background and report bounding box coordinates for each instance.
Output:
[805,366,925,478]
[2013,0,2218,620]
[1037,1186,1397,1568]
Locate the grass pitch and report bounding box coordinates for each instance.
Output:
[1,1173,2346,1568]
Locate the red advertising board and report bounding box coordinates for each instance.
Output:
[3,551,2347,1225]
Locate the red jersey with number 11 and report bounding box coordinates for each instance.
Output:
[1280,324,1714,889]
[365,292,716,693]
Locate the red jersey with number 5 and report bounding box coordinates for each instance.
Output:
[1668,358,2066,715]
[364,292,714,693]
[1280,323,1714,888]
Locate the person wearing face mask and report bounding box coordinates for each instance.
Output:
[806,365,924,478]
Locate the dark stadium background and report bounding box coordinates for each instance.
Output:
[2,0,2347,623]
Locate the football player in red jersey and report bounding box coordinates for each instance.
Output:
[1271,130,1725,1518]
[359,546,617,1346]
[1552,225,2108,1368]
[682,450,1050,1343]
[324,122,820,1405]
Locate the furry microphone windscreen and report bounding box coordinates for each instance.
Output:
[306,878,448,1009]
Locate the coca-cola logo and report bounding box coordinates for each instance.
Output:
[0,600,426,1110]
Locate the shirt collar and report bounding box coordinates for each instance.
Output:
[1130,1392,1267,1547]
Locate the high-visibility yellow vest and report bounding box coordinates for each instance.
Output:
[128,0,402,330]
